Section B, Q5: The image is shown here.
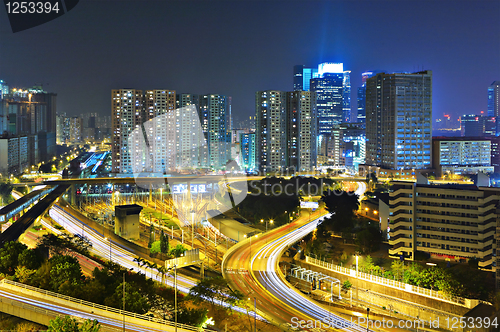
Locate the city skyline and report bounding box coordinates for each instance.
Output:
[0,1,498,123]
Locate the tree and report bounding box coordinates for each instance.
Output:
[188,277,244,329]
[355,228,382,254]
[160,229,169,254]
[18,248,44,270]
[47,316,100,332]
[320,190,359,233]
[49,255,84,292]
[148,223,155,248]
[104,282,151,314]
[341,280,352,293]
[170,244,187,258]
[14,266,36,284]
[0,181,13,205]
[0,241,28,274]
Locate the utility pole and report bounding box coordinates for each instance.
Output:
[254,297,257,332]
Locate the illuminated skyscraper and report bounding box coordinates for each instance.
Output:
[488,81,500,117]
[199,94,231,170]
[342,70,351,123]
[255,90,287,173]
[310,63,344,135]
[111,89,143,174]
[293,65,318,92]
[356,71,381,124]
[287,91,317,172]
[365,71,433,170]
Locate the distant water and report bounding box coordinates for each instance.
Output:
[432,129,461,137]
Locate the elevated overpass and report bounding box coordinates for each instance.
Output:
[0,185,69,247]
[0,279,203,332]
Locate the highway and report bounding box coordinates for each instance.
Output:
[46,204,261,319]
[222,183,371,332]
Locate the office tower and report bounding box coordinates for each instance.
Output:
[69,117,83,144]
[488,81,500,117]
[199,94,231,170]
[240,133,256,171]
[329,124,366,170]
[287,91,317,172]
[111,89,143,174]
[175,94,206,169]
[0,80,8,99]
[255,91,287,173]
[357,71,380,124]
[293,65,318,92]
[310,65,343,136]
[342,70,351,123]
[389,181,498,270]
[460,115,497,137]
[365,71,432,170]
[432,137,493,176]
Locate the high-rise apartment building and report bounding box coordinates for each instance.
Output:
[255,90,318,173]
[199,94,231,170]
[255,90,287,173]
[0,87,56,163]
[240,132,256,171]
[69,117,83,144]
[287,91,318,172]
[389,180,498,270]
[111,89,143,174]
[365,71,433,170]
[176,94,206,169]
[488,81,500,117]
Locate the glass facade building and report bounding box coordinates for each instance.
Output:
[365,71,433,170]
[488,81,500,117]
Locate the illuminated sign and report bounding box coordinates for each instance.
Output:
[318,62,343,76]
[300,201,319,209]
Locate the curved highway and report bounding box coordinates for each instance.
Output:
[222,183,370,332]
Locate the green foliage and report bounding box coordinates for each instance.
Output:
[150,241,161,254]
[0,241,28,274]
[177,307,209,327]
[355,227,382,254]
[18,248,44,270]
[320,190,359,233]
[148,223,155,248]
[47,316,100,332]
[160,229,169,253]
[0,181,13,205]
[189,276,244,310]
[170,244,187,258]
[48,255,84,292]
[104,282,151,314]
[37,233,92,256]
[14,266,36,283]
[342,280,352,293]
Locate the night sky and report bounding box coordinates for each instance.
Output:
[1,0,499,124]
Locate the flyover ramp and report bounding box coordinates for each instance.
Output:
[0,279,203,332]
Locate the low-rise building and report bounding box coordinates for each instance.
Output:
[432,137,493,177]
[389,178,497,270]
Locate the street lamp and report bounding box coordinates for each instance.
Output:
[247,296,256,332]
[105,237,111,262]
